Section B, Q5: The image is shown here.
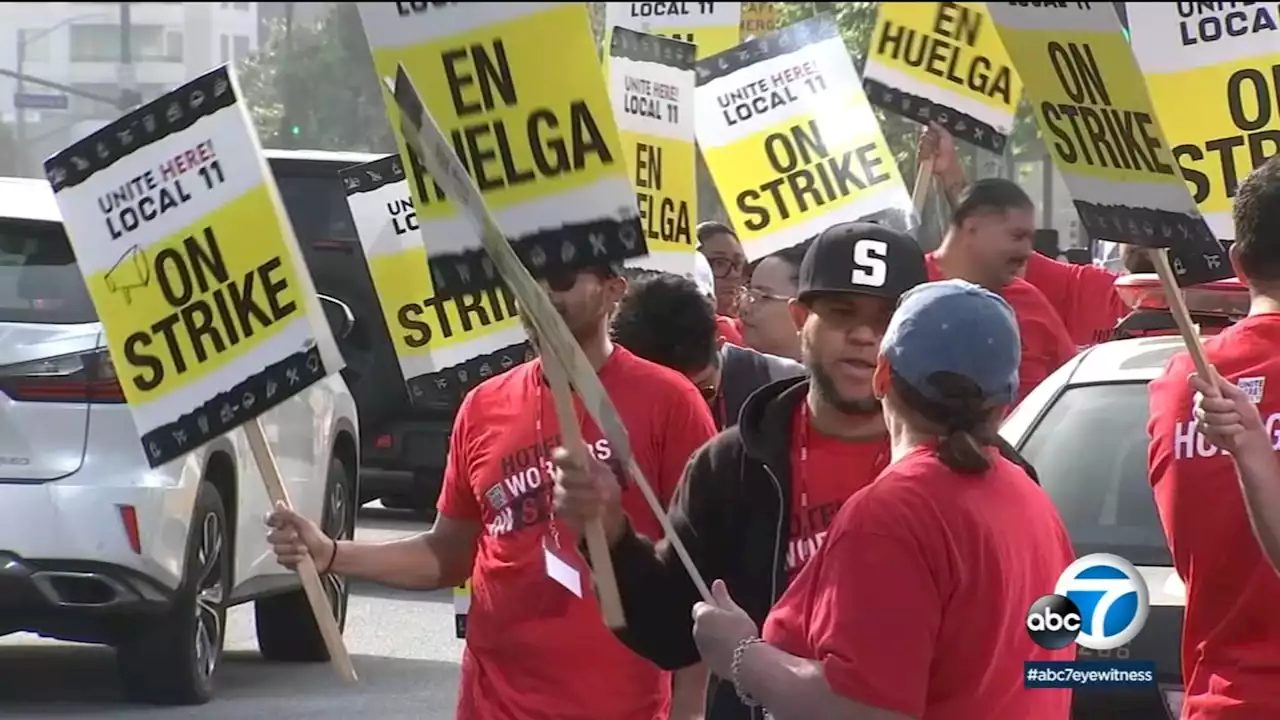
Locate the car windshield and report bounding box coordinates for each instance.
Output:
[273,173,360,243]
[0,218,97,324]
[1018,382,1173,567]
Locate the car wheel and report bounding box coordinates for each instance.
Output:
[117,480,229,705]
[255,457,353,661]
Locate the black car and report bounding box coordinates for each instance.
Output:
[266,149,455,513]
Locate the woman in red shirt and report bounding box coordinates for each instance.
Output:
[691,279,1075,720]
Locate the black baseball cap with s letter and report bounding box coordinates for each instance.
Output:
[797,222,928,304]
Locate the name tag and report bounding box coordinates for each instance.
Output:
[453,581,470,639]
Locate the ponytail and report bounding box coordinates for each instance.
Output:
[890,370,999,475]
[937,428,994,474]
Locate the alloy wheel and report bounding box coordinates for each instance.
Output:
[322,474,349,621]
[193,511,225,680]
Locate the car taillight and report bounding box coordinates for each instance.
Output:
[0,349,126,404]
[1114,274,1249,318]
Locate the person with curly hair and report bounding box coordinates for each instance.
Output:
[612,270,803,430]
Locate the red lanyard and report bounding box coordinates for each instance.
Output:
[794,402,812,509]
[793,401,891,511]
[714,391,728,429]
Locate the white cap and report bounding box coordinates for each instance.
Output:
[692,252,716,300]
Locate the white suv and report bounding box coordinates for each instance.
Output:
[0,176,360,705]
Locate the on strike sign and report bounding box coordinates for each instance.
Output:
[987,2,1230,286]
[1128,2,1280,241]
[340,154,531,405]
[43,66,344,466]
[695,15,914,261]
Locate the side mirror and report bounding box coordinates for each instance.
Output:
[317,294,355,341]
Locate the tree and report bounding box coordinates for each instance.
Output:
[239,3,395,152]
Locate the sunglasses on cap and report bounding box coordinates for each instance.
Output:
[543,265,620,292]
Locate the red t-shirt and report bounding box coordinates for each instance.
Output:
[1147,313,1280,719]
[786,403,890,583]
[438,346,718,720]
[926,253,1076,404]
[716,315,745,347]
[1022,252,1129,347]
[763,446,1075,719]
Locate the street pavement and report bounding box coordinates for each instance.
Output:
[0,508,463,719]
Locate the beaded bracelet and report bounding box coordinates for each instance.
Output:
[731,636,765,708]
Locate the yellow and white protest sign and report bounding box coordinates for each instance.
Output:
[358,2,644,300]
[605,2,741,58]
[1128,3,1280,241]
[863,2,1021,153]
[987,3,1230,286]
[608,28,698,276]
[43,66,343,467]
[740,2,783,40]
[340,155,531,402]
[696,15,914,261]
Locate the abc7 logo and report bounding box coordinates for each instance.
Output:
[1026,553,1150,651]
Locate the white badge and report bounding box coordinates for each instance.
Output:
[544,541,583,598]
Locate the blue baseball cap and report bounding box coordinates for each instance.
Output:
[881,280,1020,407]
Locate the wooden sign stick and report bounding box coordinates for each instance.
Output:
[386,66,714,607]
[912,156,935,215]
[1148,248,1216,384]
[244,418,357,682]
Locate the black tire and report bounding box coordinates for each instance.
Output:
[378,492,433,517]
[255,456,353,661]
[117,480,229,706]
[379,469,441,519]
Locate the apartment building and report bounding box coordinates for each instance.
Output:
[1,2,259,176]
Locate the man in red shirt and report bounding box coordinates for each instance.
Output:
[920,123,1134,347]
[266,264,717,720]
[924,178,1076,402]
[552,224,1042,720]
[1148,156,1280,719]
[690,279,1074,720]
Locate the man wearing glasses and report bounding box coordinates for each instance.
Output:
[739,241,810,362]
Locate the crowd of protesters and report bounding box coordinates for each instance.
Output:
[263,125,1280,720]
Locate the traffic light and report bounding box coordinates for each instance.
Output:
[290,124,301,138]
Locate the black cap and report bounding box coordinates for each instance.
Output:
[797,222,928,303]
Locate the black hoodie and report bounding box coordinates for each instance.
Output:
[606,376,1039,720]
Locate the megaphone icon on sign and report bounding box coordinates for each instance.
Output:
[105,245,150,305]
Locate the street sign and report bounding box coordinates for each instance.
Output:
[14,92,69,110]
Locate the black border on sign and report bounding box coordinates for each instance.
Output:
[1073,201,1232,287]
[426,216,647,299]
[44,66,237,192]
[863,78,1007,155]
[341,153,405,196]
[696,14,839,86]
[139,345,327,469]
[406,341,533,408]
[609,26,697,69]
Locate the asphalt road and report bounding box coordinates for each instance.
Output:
[0,508,463,719]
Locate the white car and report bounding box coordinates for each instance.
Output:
[999,274,1249,720]
[0,176,360,705]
